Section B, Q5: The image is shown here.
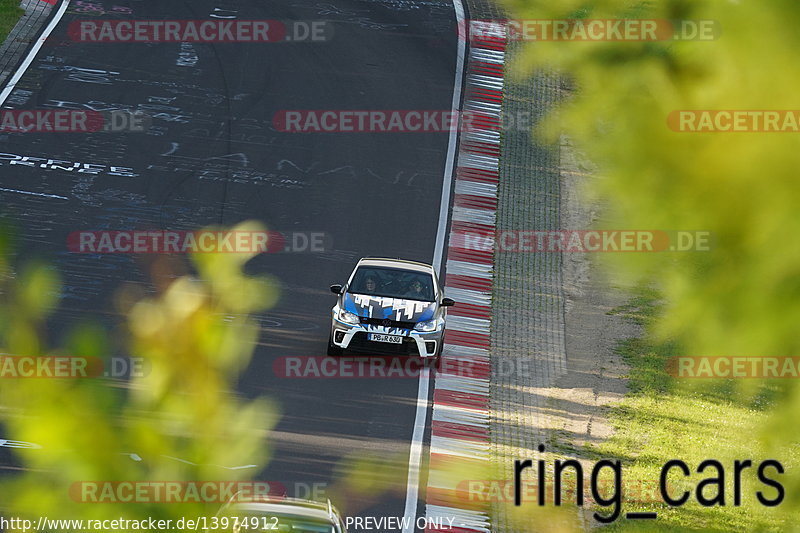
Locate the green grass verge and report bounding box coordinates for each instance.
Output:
[0,0,24,45]
[587,287,798,532]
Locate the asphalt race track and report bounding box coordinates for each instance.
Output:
[0,0,462,527]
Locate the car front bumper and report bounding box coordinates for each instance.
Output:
[330,312,442,357]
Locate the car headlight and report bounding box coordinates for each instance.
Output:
[414,319,438,332]
[337,309,360,325]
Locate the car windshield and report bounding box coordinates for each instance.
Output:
[349,266,435,301]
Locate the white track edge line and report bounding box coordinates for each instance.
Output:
[402,0,467,530]
[0,0,71,107]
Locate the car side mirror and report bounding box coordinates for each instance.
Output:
[330,284,343,294]
[441,297,455,307]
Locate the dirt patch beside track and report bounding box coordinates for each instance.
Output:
[486,41,637,533]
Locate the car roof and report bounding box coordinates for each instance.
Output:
[356,258,435,274]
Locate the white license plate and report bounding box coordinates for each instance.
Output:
[368,333,403,344]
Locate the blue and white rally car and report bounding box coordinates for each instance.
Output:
[328,258,454,358]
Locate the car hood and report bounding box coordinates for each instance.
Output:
[343,293,436,323]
